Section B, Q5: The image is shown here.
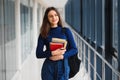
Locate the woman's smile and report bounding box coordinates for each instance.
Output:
[48,10,59,27]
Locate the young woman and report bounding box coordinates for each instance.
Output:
[36,7,78,80]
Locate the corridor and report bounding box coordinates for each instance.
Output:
[0,0,120,80]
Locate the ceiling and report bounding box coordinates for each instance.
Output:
[41,0,68,8]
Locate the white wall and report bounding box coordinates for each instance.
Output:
[12,0,42,80]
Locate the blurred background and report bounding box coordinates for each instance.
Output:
[0,0,120,80]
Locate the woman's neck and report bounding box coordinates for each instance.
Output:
[51,24,58,28]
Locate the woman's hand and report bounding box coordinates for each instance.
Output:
[49,48,66,61]
[51,48,66,56]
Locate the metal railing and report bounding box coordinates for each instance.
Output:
[68,26,120,80]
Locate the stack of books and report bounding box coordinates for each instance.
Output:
[50,38,67,51]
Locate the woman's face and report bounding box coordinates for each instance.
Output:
[48,10,59,28]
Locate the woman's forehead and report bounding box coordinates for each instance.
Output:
[48,10,57,15]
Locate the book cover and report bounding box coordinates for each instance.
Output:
[50,38,67,51]
[50,42,64,51]
[52,38,67,48]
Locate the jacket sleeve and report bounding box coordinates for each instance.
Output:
[36,35,52,58]
[63,28,78,58]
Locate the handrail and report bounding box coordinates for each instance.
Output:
[66,24,120,79]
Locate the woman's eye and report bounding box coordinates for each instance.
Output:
[48,14,58,18]
[55,14,58,16]
[50,15,53,17]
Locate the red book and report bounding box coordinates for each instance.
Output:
[50,42,64,51]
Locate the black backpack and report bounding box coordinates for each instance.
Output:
[62,28,81,78]
[68,54,81,78]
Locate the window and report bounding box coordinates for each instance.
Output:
[95,0,104,47]
[0,0,16,80]
[112,0,118,54]
[90,0,95,45]
[0,0,5,79]
[20,0,33,62]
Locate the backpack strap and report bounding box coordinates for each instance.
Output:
[62,27,66,34]
[62,27,68,41]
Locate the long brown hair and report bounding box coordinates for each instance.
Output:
[40,7,63,38]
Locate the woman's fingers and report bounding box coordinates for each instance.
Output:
[51,48,66,56]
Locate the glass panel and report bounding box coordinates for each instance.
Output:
[112,0,118,52]
[95,0,102,46]
[20,0,33,62]
[4,0,16,80]
[96,75,101,80]
[118,0,120,72]
[37,4,41,33]
[72,0,81,33]
[85,58,88,72]
[90,66,94,80]
[90,50,94,67]
[90,0,95,42]
[82,0,87,37]
[0,0,5,80]
[105,64,112,80]
[21,3,29,62]
[112,58,119,80]
[66,3,72,25]
[86,0,90,39]
[82,42,84,62]
[30,7,33,49]
[85,45,88,58]
[96,55,102,78]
